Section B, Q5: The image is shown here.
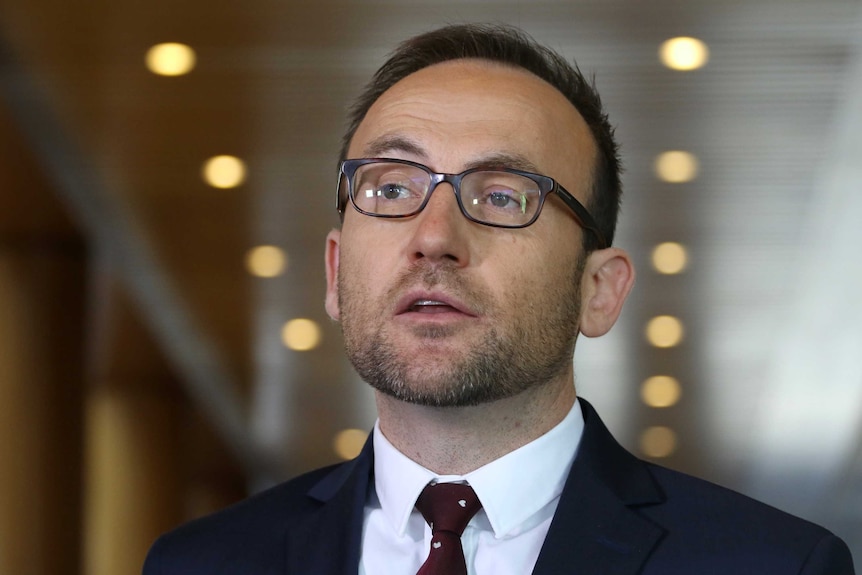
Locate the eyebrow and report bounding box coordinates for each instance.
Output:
[461,153,541,175]
[362,134,543,175]
[363,134,428,160]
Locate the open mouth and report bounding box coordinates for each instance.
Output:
[409,299,459,313]
[395,292,477,318]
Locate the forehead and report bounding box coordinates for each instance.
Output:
[348,59,596,194]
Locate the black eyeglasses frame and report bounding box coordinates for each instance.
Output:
[335,158,607,250]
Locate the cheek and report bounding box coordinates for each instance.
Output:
[500,235,582,300]
[339,226,398,292]
[481,241,548,298]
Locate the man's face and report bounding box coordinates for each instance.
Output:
[326,59,598,407]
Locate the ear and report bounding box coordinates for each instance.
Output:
[324,229,342,321]
[579,247,635,338]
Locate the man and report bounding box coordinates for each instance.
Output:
[144,24,855,574]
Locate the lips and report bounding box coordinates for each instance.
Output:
[409,300,457,313]
[395,291,476,317]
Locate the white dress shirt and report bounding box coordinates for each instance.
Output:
[359,399,585,575]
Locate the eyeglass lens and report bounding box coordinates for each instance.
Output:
[351,162,543,226]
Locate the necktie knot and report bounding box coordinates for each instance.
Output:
[414,483,481,575]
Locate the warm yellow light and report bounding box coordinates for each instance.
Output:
[655,151,699,183]
[659,36,709,71]
[145,43,196,76]
[646,315,684,348]
[652,242,688,274]
[333,428,368,460]
[641,375,682,408]
[281,318,321,351]
[246,245,287,278]
[203,155,247,189]
[640,426,677,458]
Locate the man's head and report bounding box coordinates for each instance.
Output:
[325,24,634,408]
[339,23,622,252]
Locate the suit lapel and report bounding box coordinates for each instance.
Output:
[532,400,666,575]
[283,435,374,575]
[281,401,664,575]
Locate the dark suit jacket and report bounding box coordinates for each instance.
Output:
[143,399,855,574]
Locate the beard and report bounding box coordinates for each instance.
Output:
[337,256,584,408]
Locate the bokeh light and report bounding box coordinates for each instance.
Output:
[202,155,247,189]
[640,426,678,458]
[246,245,287,278]
[333,428,368,460]
[641,375,682,408]
[659,36,709,71]
[646,315,685,348]
[281,318,322,351]
[652,242,688,274]
[655,150,699,183]
[145,42,196,76]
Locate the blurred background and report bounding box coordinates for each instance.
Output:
[1,1,861,573]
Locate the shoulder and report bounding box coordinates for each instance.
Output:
[574,399,853,573]
[142,463,343,575]
[640,463,854,574]
[645,461,824,535]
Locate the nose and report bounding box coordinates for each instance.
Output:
[404,182,471,267]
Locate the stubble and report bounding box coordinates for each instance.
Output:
[338,257,584,407]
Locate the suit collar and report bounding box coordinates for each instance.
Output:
[532,399,666,575]
[284,434,374,575]
[286,400,666,575]
[575,399,665,507]
[306,435,374,503]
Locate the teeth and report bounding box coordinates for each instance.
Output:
[414,300,444,306]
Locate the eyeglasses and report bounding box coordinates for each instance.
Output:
[336,158,607,249]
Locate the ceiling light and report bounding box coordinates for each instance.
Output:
[640,426,677,458]
[246,245,287,278]
[641,375,682,408]
[655,151,699,183]
[203,155,247,189]
[145,42,196,76]
[646,315,684,348]
[659,36,709,71]
[281,318,321,351]
[652,242,688,274]
[333,428,368,460]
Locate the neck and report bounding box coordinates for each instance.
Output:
[375,375,576,475]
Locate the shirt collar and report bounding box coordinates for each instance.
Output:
[373,398,584,538]
[372,420,438,537]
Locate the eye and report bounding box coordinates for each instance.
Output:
[368,168,426,201]
[378,182,410,200]
[352,162,430,216]
[484,186,527,213]
[487,189,523,210]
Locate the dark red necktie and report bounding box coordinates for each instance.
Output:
[414,483,482,575]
